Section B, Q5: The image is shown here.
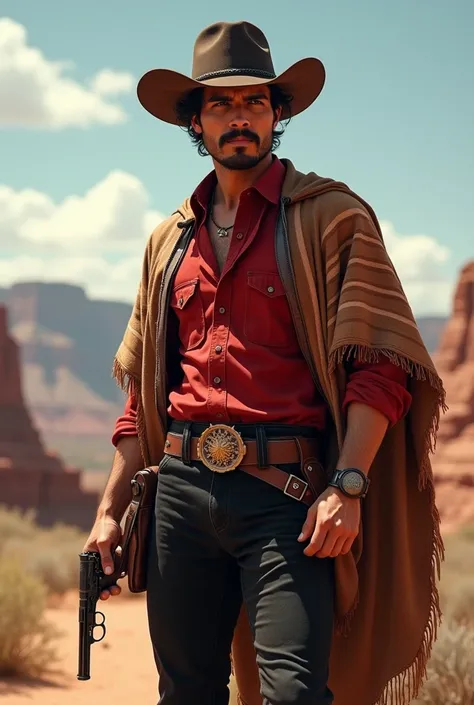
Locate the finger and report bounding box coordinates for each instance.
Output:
[304,521,328,557]
[316,529,340,558]
[328,535,347,558]
[97,540,115,576]
[340,536,355,555]
[100,589,111,601]
[298,507,317,542]
[109,585,122,597]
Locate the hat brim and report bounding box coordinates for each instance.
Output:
[137,57,326,125]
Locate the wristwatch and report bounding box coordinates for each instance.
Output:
[328,468,370,499]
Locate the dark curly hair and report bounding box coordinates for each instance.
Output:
[175,84,293,157]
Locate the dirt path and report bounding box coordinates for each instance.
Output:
[0,592,239,704]
[0,594,158,704]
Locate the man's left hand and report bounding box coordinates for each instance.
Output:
[298,487,361,558]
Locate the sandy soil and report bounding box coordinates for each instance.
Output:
[0,593,158,705]
[0,591,239,705]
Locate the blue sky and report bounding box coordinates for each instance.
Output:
[0,0,472,314]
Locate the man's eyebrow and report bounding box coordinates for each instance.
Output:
[206,93,231,103]
[245,93,268,101]
[206,92,269,103]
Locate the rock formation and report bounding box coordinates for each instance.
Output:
[431,261,474,533]
[0,305,99,530]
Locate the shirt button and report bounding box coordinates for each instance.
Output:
[219,307,226,314]
[213,376,221,385]
[236,232,244,240]
[267,286,275,294]
[215,345,222,353]
[178,297,184,306]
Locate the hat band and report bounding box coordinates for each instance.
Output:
[194,67,276,82]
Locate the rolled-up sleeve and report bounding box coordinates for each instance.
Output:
[111,393,139,447]
[342,356,412,427]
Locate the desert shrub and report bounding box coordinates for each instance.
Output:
[0,507,88,596]
[0,504,38,541]
[438,522,474,626]
[0,507,138,599]
[414,620,474,704]
[0,555,61,678]
[443,578,474,628]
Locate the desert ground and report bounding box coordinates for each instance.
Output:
[0,593,159,704]
[0,590,239,705]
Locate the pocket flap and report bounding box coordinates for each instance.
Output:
[172,279,199,309]
[247,272,285,298]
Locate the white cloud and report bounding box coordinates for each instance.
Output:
[0,171,166,301]
[380,220,454,315]
[0,171,165,254]
[0,175,455,312]
[0,18,134,128]
[90,69,134,96]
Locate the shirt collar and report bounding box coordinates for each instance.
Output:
[190,156,285,223]
[250,156,285,205]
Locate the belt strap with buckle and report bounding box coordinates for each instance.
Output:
[163,430,323,507]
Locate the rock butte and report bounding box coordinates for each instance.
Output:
[0,305,99,530]
[431,260,474,533]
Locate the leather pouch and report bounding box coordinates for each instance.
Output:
[116,466,158,593]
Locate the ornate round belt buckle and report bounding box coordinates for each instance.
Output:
[197,424,246,473]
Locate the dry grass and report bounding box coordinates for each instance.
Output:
[0,505,142,601]
[413,621,474,704]
[413,522,474,703]
[0,505,87,596]
[0,555,62,678]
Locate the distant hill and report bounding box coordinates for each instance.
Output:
[0,282,130,404]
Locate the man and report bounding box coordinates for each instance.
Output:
[83,21,446,705]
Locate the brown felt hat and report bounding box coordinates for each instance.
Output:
[137,21,326,125]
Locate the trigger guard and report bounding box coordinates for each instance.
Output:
[92,621,106,643]
[94,610,106,626]
[91,611,106,643]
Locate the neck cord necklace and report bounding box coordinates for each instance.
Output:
[210,190,234,238]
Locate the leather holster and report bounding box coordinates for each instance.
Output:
[116,466,158,593]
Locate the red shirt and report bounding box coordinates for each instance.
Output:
[112,158,411,446]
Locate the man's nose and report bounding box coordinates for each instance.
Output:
[229,112,250,129]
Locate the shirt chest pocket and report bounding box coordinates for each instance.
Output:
[244,271,295,348]
[171,278,205,351]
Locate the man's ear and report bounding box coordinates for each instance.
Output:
[191,115,202,134]
[273,105,283,128]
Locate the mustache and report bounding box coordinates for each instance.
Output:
[219,129,260,148]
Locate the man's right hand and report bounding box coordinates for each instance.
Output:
[83,514,123,601]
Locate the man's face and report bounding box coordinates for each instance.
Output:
[191,86,281,170]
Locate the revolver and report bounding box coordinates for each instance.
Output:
[77,550,124,680]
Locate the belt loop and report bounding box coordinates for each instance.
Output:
[255,426,268,468]
[181,422,193,466]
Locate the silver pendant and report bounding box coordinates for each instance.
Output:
[217,227,229,237]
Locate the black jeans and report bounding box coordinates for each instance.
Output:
[146,423,334,705]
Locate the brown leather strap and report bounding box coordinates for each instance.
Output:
[164,432,322,507]
[240,463,314,506]
[165,432,318,467]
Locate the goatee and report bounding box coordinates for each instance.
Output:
[204,129,272,171]
[212,149,271,171]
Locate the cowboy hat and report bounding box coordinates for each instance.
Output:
[137,21,326,125]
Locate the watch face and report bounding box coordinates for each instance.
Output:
[342,471,365,496]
